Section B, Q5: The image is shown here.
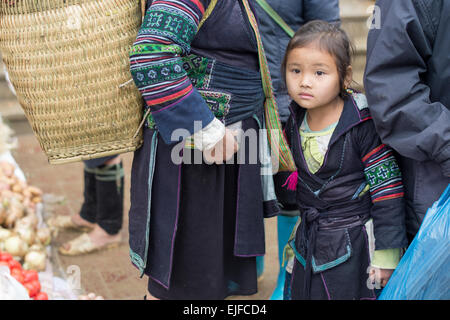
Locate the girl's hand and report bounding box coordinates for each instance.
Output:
[369,266,395,288]
[203,128,239,164]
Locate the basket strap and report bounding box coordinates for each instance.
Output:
[198,0,218,31]
[241,0,296,172]
[254,0,295,38]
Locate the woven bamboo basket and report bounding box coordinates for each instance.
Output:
[0,0,144,164]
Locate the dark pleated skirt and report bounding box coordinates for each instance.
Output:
[147,121,261,300]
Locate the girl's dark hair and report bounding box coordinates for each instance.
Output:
[281,20,355,98]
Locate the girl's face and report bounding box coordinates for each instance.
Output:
[285,43,348,112]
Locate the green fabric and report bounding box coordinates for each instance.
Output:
[255,0,295,38]
[299,115,338,174]
[282,217,301,268]
[129,60,186,87]
[130,44,183,55]
[182,54,215,89]
[365,160,403,191]
[372,248,402,269]
[142,8,197,52]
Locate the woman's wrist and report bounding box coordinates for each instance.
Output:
[192,117,226,151]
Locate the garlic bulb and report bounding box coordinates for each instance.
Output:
[15,226,35,246]
[4,235,28,257]
[24,250,46,271]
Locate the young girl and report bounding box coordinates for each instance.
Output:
[281,21,408,300]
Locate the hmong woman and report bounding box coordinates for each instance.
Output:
[128,0,281,299]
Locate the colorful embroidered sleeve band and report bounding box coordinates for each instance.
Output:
[360,138,408,250]
[130,0,215,144]
[362,144,404,203]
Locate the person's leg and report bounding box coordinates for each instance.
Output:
[85,156,123,247]
[60,156,123,253]
[70,156,119,228]
[94,158,124,235]
[72,162,98,229]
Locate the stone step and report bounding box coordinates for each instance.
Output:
[341,18,371,46]
[340,0,375,46]
[339,0,372,94]
[340,0,376,18]
[352,69,365,92]
[353,52,366,74]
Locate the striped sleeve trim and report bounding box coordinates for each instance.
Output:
[130,0,206,113]
[363,145,404,203]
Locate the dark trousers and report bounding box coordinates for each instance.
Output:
[80,156,124,235]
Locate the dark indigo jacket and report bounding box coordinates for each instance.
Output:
[364,0,450,237]
[284,94,408,274]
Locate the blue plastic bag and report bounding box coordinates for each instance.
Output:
[378,184,450,300]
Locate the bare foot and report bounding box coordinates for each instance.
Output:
[87,225,122,248]
[61,225,121,252]
[71,213,96,229]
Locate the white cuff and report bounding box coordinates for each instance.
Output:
[192,117,226,151]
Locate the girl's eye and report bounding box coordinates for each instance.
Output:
[316,71,325,76]
[291,69,300,74]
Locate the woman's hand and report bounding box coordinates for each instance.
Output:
[203,128,239,164]
[369,266,395,288]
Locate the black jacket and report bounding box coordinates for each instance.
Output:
[364,0,450,237]
[285,94,408,253]
[285,93,408,299]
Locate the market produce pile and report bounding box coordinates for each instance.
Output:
[0,251,48,300]
[0,161,51,299]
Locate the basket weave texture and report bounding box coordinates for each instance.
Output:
[0,0,144,164]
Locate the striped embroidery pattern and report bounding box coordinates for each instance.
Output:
[363,144,404,202]
[130,0,205,116]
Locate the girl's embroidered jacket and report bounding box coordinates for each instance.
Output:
[284,93,409,276]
